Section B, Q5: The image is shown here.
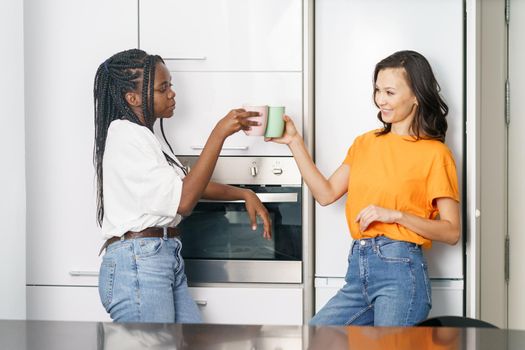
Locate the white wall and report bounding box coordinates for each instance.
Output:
[0,0,26,319]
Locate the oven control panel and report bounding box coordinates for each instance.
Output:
[178,156,301,186]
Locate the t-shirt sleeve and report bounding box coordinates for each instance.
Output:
[343,136,359,166]
[426,150,460,211]
[104,127,183,219]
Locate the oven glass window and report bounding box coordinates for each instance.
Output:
[179,186,302,261]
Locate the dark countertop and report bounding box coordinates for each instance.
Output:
[1,320,524,349]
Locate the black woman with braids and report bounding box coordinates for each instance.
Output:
[94,49,271,323]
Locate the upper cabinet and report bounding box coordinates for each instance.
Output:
[141,0,304,157]
[139,0,302,71]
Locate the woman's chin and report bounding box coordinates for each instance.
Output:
[157,113,174,119]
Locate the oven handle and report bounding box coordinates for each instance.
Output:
[191,145,249,151]
[199,192,298,203]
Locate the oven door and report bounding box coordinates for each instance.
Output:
[179,185,302,283]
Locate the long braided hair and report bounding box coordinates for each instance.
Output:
[93,49,164,227]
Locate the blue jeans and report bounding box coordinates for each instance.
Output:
[310,236,432,326]
[98,236,202,323]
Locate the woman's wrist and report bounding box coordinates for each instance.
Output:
[241,188,255,200]
[210,124,228,141]
[393,210,404,224]
[288,133,303,148]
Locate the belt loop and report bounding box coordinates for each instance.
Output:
[163,227,168,240]
[120,235,125,241]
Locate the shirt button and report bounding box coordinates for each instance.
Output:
[360,240,366,246]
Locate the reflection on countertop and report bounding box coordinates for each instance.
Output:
[0,320,524,350]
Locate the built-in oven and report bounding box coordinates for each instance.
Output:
[177,157,302,284]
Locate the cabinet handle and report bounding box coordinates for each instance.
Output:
[69,271,99,277]
[164,56,207,61]
[195,300,208,307]
[191,145,249,151]
[200,193,298,204]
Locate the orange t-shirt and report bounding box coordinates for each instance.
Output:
[343,130,459,248]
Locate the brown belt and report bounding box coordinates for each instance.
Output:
[99,227,180,256]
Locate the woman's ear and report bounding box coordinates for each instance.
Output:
[125,91,142,107]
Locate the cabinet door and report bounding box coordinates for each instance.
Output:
[155,72,302,156]
[189,286,303,325]
[139,0,302,71]
[27,286,111,322]
[25,0,138,285]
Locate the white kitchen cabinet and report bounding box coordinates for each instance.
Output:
[25,0,138,287]
[314,278,463,319]
[27,286,110,322]
[155,71,302,156]
[189,286,303,325]
[139,0,302,71]
[27,285,302,325]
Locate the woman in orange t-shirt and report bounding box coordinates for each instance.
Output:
[267,50,460,326]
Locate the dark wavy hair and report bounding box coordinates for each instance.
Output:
[373,50,448,142]
[93,49,163,227]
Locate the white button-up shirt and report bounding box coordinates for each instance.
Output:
[101,119,185,239]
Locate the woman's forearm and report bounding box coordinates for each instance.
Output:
[287,134,339,206]
[202,182,249,201]
[176,108,261,215]
[395,211,460,245]
[177,127,225,215]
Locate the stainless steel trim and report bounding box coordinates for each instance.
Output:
[165,56,207,60]
[69,271,98,277]
[185,260,302,284]
[190,145,249,151]
[200,193,298,204]
[303,0,315,324]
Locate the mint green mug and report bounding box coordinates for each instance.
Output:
[265,106,285,138]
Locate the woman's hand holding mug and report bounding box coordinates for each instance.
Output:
[214,109,261,139]
[264,115,299,145]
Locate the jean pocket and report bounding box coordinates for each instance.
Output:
[136,238,164,258]
[98,259,116,309]
[376,241,411,263]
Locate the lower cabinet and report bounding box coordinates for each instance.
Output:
[27,286,110,322]
[314,278,463,318]
[189,286,303,325]
[26,285,303,325]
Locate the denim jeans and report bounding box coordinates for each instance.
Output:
[98,236,202,323]
[310,236,432,326]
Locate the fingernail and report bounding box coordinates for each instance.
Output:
[252,225,256,230]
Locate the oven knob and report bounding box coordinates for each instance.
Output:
[250,165,258,177]
[272,168,283,175]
